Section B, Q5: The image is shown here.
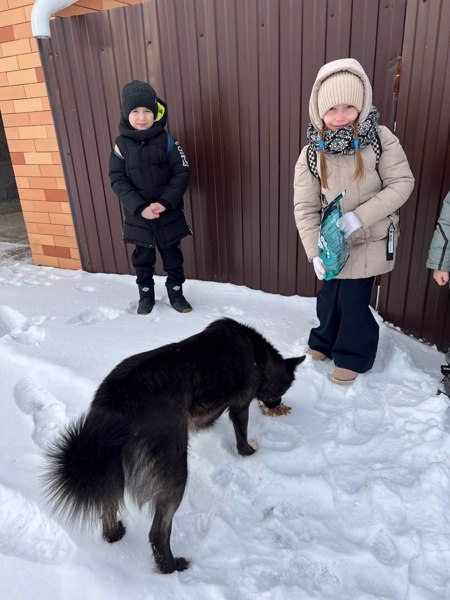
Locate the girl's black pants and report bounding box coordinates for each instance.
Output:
[308,276,379,373]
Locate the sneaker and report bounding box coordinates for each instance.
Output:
[329,367,358,385]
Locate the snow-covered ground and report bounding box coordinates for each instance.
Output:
[0,260,448,600]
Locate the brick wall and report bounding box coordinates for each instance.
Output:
[0,0,144,269]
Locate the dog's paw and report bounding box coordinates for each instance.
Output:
[159,556,190,574]
[103,520,126,543]
[174,557,190,571]
[237,442,256,456]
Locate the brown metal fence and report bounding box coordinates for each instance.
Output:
[377,0,450,350]
[39,0,450,350]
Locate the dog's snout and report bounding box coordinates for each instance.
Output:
[263,397,282,409]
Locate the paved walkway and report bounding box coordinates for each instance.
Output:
[0,200,31,265]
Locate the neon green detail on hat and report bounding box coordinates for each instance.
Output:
[155,102,165,122]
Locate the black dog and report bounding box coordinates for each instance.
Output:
[44,318,304,574]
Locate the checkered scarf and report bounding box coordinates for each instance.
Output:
[307,106,381,156]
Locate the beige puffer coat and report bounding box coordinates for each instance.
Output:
[293,58,414,279]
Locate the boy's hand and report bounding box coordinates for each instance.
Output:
[149,202,167,214]
[433,270,449,286]
[141,206,159,220]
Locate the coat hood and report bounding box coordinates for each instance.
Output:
[119,98,168,141]
[309,58,373,130]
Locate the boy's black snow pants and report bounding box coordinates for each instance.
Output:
[131,242,185,288]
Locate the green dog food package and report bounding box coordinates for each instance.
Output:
[318,192,348,280]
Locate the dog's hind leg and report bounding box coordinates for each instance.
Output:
[229,404,256,456]
[102,498,126,543]
[149,451,189,574]
[101,466,126,543]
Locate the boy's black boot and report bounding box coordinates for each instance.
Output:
[166,283,192,313]
[137,284,155,315]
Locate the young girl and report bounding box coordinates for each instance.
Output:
[293,58,414,384]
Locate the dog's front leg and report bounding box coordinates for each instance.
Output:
[229,405,256,456]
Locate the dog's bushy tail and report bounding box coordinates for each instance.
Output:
[43,411,129,527]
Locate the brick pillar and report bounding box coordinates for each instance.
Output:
[0,0,143,269]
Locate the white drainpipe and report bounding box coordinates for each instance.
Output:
[31,0,79,39]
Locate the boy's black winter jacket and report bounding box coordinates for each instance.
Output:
[109,100,191,249]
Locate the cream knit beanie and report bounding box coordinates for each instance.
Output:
[317,71,364,119]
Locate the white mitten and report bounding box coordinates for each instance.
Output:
[336,211,362,238]
[312,256,326,280]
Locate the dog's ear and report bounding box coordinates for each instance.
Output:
[285,356,306,372]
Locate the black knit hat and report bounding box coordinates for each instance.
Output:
[121,80,158,120]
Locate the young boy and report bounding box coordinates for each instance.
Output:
[109,80,192,314]
[427,189,450,395]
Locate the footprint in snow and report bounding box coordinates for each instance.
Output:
[352,406,385,435]
[221,306,244,317]
[0,484,73,564]
[0,305,26,336]
[257,421,303,450]
[0,305,46,345]
[67,306,123,325]
[211,463,256,494]
[285,552,340,590]
[0,265,56,287]
[14,377,68,451]
[371,529,399,565]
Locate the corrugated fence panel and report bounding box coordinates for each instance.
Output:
[378,0,450,350]
[279,0,303,297]
[40,0,406,297]
[215,0,244,286]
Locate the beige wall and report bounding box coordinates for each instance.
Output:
[0,0,145,269]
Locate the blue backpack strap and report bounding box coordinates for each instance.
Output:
[166,131,175,158]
